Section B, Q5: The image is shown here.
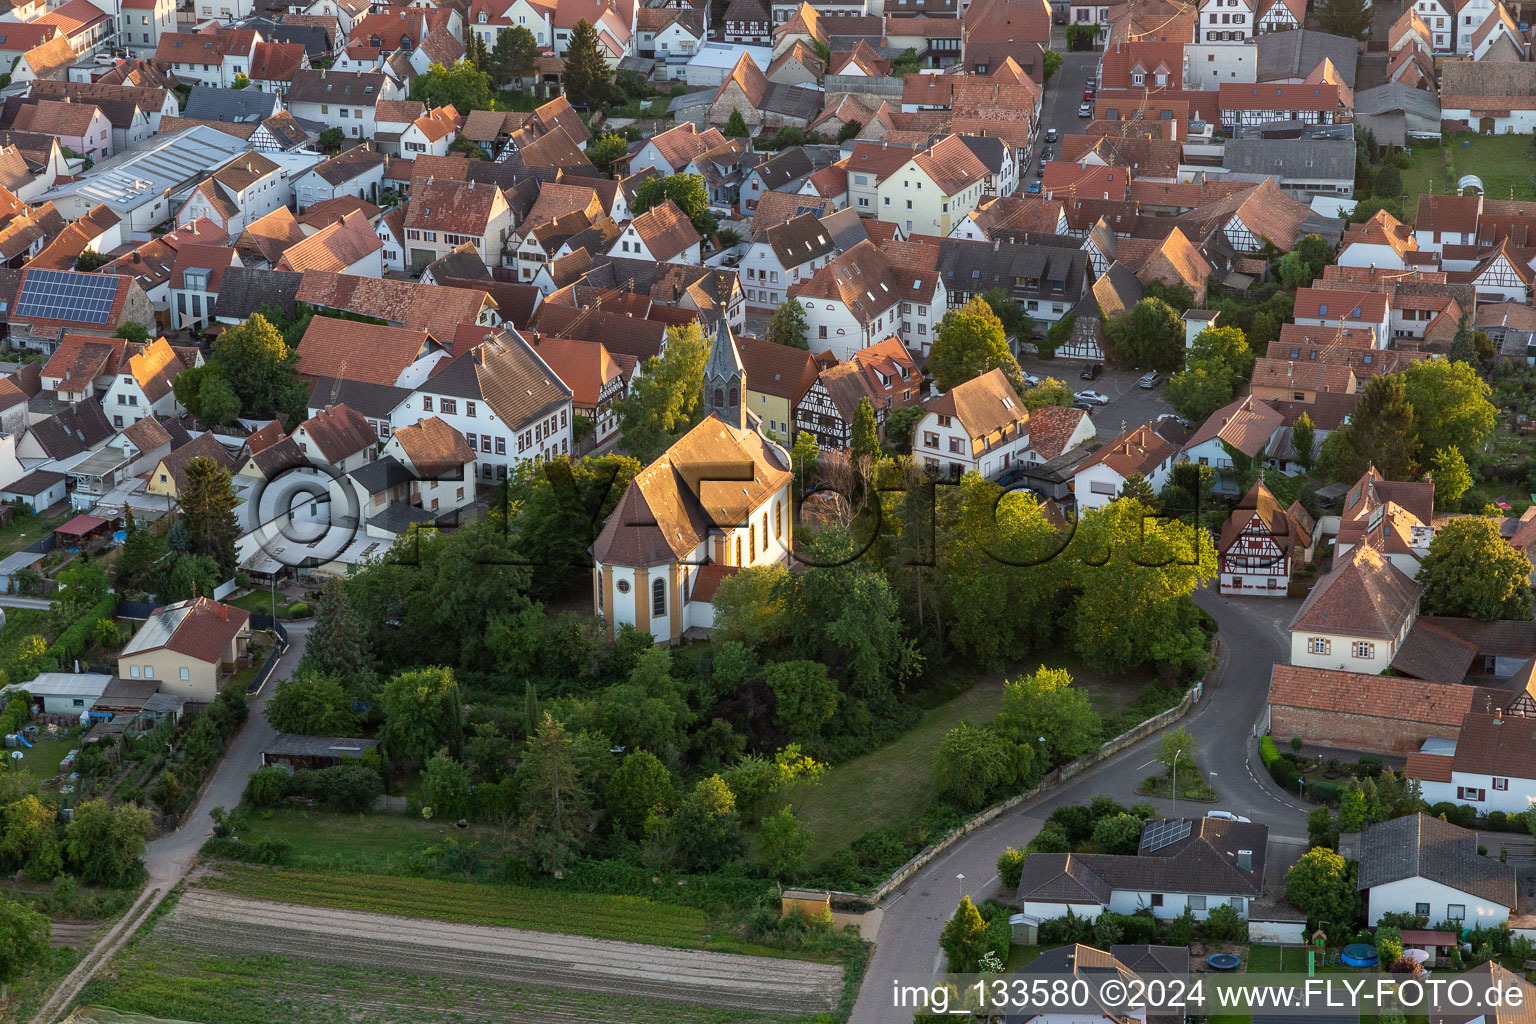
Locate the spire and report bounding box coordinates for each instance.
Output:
[703,319,746,431]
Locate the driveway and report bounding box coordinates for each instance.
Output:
[1019,353,1176,437]
[29,620,312,1024]
[846,590,1307,1024]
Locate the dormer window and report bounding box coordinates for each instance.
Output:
[1132,72,1144,84]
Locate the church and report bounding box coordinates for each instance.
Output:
[589,321,796,643]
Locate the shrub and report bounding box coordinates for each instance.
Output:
[1357,756,1382,777]
[1038,909,1093,946]
[1165,906,1195,946]
[285,763,382,812]
[1046,804,1094,844]
[1307,780,1342,804]
[1376,924,1403,965]
[1259,736,1280,769]
[287,602,310,617]
[1270,760,1300,792]
[1088,796,1127,821]
[1204,902,1248,941]
[245,765,288,807]
[1027,826,1070,853]
[1485,811,1510,831]
[1114,912,1158,944]
[997,846,1027,890]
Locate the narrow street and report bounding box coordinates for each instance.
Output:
[28,620,312,1024]
[847,588,1305,1024]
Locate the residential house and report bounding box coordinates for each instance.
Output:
[154,27,261,88]
[787,239,906,362]
[531,336,626,448]
[724,0,771,43]
[274,211,384,277]
[403,178,514,273]
[175,152,288,236]
[1414,194,1482,252]
[706,52,821,131]
[1289,544,1422,673]
[874,134,990,238]
[400,105,460,157]
[383,414,477,514]
[609,199,702,265]
[1181,394,1285,493]
[167,243,239,330]
[8,268,155,353]
[1353,814,1516,927]
[741,210,837,312]
[1218,479,1315,597]
[294,315,448,389]
[293,403,377,472]
[117,597,252,703]
[1329,464,1436,575]
[1073,422,1178,511]
[737,336,819,443]
[1408,710,1536,815]
[14,100,112,163]
[1196,0,1256,42]
[102,336,188,428]
[1016,817,1277,927]
[467,0,555,54]
[795,335,922,448]
[911,367,1029,481]
[37,0,113,58]
[591,412,793,643]
[40,333,128,402]
[387,326,575,482]
[1440,62,1536,134]
[292,145,386,211]
[285,69,400,143]
[740,148,813,214]
[1293,287,1392,348]
[145,430,235,500]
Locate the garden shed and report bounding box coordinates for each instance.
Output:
[261,733,379,770]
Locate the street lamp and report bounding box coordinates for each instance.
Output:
[956,873,965,901]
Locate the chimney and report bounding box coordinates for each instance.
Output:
[1236,849,1252,871]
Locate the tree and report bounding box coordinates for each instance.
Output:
[1317,0,1371,37]
[1092,812,1144,854]
[766,660,839,738]
[940,897,990,972]
[1418,516,1534,621]
[1373,162,1403,200]
[724,107,750,137]
[1307,805,1340,850]
[489,25,538,87]
[186,369,241,425]
[890,46,920,75]
[423,748,471,819]
[0,796,59,881]
[181,456,239,573]
[74,250,111,271]
[928,296,1027,396]
[1347,196,1406,225]
[759,805,811,879]
[836,119,863,142]
[410,59,495,112]
[1428,447,1473,509]
[767,300,809,349]
[509,454,642,600]
[1277,251,1314,290]
[600,646,693,766]
[1065,499,1216,672]
[1042,49,1063,81]
[161,553,220,603]
[65,800,152,886]
[303,577,377,692]
[851,397,880,464]
[1158,726,1196,768]
[790,431,820,496]
[563,19,612,108]
[112,510,161,596]
[115,322,149,344]
[1292,412,1317,473]
[1102,298,1185,371]
[379,667,464,764]
[994,667,1101,767]
[1449,314,1496,367]
[671,774,745,870]
[617,321,710,462]
[317,127,345,153]
[1190,325,1254,377]
[632,173,716,239]
[513,713,591,873]
[0,897,49,999]
[266,670,356,735]
[1166,360,1240,422]
[55,561,108,619]
[586,133,628,177]
[1023,377,1074,410]
[605,749,674,837]
[1285,847,1358,927]
[1295,235,1336,280]
[933,722,1032,810]
[997,846,1027,889]
[1118,473,1158,506]
[1318,373,1416,481]
[1400,359,1496,467]
[981,288,1034,342]
[711,564,790,650]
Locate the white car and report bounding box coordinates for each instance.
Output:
[1023,372,1041,386]
[1074,389,1109,405]
[1078,102,1093,117]
[1206,810,1252,823]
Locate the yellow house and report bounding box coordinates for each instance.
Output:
[146,431,236,500]
[738,336,820,443]
[118,597,252,703]
[874,134,990,238]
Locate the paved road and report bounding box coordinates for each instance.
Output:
[847,589,1307,1024]
[1018,353,1176,438]
[29,620,311,1024]
[1024,51,1099,186]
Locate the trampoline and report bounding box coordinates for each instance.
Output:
[1341,944,1379,967]
[1207,954,1242,971]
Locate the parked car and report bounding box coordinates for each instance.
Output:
[1073,400,1095,411]
[1079,362,1102,380]
[1137,370,1161,388]
[1040,146,1053,161]
[1023,372,1041,386]
[1083,87,1096,101]
[1045,127,1058,143]
[1074,389,1110,405]
[1206,810,1252,823]
[1027,180,1043,194]
[1078,102,1093,118]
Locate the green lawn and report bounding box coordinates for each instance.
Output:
[236,807,508,871]
[792,656,1151,853]
[225,591,309,619]
[9,728,82,784]
[0,508,68,558]
[1401,134,1536,223]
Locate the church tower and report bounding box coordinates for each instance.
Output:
[703,319,746,430]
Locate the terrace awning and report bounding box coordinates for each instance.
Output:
[55,513,108,537]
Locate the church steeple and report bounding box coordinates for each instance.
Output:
[703,319,746,430]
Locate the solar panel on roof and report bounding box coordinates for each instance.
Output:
[1139,817,1192,853]
[14,269,118,325]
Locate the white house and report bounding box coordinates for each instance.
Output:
[1288,544,1421,673]
[292,403,378,473]
[591,335,793,645]
[1180,394,1284,495]
[873,134,990,239]
[1016,817,1274,926]
[787,240,904,363]
[384,414,477,514]
[1354,813,1516,927]
[1407,708,1536,816]
[608,199,702,265]
[102,337,187,428]
[1196,0,1256,43]
[911,368,1030,481]
[175,151,289,236]
[740,210,836,312]
[1073,423,1178,512]
[1292,287,1392,349]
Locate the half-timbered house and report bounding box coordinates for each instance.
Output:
[1218,478,1315,597]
